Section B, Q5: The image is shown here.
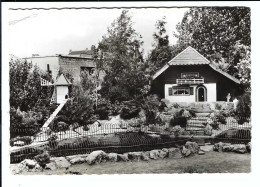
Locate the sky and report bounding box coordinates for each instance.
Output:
[8,8,188,58]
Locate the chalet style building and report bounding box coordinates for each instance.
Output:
[151,46,241,102]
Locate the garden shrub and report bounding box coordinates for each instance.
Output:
[215,103,222,110]
[48,135,58,148]
[236,92,251,118]
[171,125,185,136]
[10,107,41,138]
[237,117,250,125]
[170,117,187,128]
[34,151,50,167]
[120,107,141,120]
[158,101,168,112]
[83,125,90,131]
[95,107,109,120]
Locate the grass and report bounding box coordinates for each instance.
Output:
[13,151,251,175]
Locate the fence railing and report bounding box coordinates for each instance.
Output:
[176,78,204,85]
[9,116,251,163]
[10,116,251,143]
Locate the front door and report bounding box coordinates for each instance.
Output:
[197,86,207,102]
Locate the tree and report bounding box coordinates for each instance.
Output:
[9,58,53,111]
[98,10,149,102]
[173,7,251,84]
[147,17,173,73]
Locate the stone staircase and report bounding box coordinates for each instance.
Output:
[186,116,209,135]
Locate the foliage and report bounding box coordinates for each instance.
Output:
[95,107,109,120]
[10,107,41,138]
[52,71,96,129]
[9,58,53,111]
[47,135,58,148]
[173,7,251,88]
[138,94,163,125]
[170,117,187,128]
[98,10,150,103]
[236,91,251,118]
[120,107,141,120]
[171,125,185,136]
[34,151,50,167]
[147,16,173,73]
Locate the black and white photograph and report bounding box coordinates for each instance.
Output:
[2,2,259,185]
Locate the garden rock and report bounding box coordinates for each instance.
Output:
[233,144,247,153]
[159,150,168,158]
[66,154,88,161]
[141,152,150,161]
[168,148,182,158]
[204,124,213,136]
[184,141,199,154]
[182,146,192,157]
[128,152,142,161]
[213,142,231,152]
[198,150,205,155]
[200,145,213,152]
[70,157,86,164]
[107,153,118,162]
[31,163,43,172]
[51,157,71,168]
[162,148,169,153]
[182,109,191,118]
[117,153,129,162]
[45,162,57,170]
[222,145,235,152]
[86,150,106,165]
[149,150,160,159]
[21,159,37,169]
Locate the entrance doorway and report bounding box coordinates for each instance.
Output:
[196,85,207,102]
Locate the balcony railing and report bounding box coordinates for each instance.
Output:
[176,78,204,85]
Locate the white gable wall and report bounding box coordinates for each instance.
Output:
[165,84,196,102]
[165,83,216,102]
[56,86,69,104]
[203,83,216,102]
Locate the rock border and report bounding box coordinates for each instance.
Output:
[11,141,251,174]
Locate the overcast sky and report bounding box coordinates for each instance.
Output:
[8,8,188,58]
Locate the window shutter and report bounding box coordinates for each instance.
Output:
[190,87,194,95]
[169,87,173,96]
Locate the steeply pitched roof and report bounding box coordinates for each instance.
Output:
[169,46,210,65]
[55,74,72,86]
[152,46,240,84]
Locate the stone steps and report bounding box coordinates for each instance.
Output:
[186,127,205,131]
[186,115,210,133]
[187,124,205,128]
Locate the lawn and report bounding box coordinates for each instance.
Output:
[14,151,251,175]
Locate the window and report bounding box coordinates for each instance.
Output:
[181,72,199,79]
[169,87,173,96]
[172,87,190,95]
[80,67,95,75]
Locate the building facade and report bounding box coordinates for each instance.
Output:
[151,46,242,102]
[25,54,95,82]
